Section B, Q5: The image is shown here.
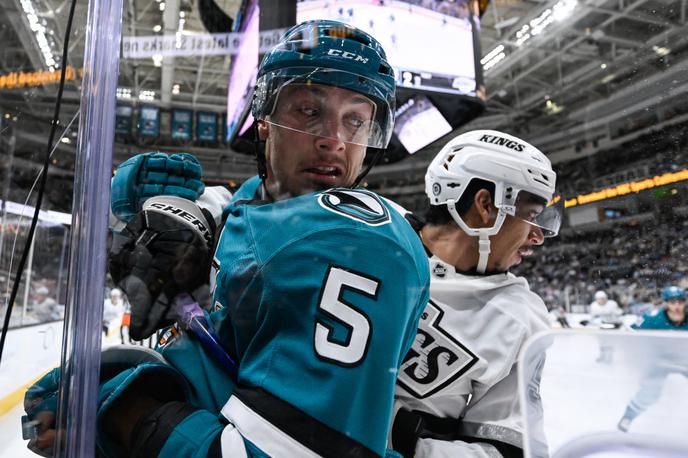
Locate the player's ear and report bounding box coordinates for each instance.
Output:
[474,189,494,225]
[257,119,269,141]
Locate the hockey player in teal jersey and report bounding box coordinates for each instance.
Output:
[23,20,429,458]
[617,286,688,432]
[632,286,688,331]
[210,187,429,456]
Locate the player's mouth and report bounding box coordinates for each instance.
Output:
[518,246,534,257]
[514,246,533,265]
[303,165,344,184]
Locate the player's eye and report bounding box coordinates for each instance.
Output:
[298,105,319,117]
[346,116,365,129]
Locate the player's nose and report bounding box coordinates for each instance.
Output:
[529,226,544,245]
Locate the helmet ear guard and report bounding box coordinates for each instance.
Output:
[425,130,561,274]
[252,122,268,181]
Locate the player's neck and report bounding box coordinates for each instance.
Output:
[420,223,478,272]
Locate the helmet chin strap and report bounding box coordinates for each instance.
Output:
[446,200,508,275]
[353,147,384,188]
[476,233,491,274]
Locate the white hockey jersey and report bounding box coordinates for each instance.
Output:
[394,256,550,457]
[589,299,622,324]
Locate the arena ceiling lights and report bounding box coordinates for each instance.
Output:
[481,0,578,73]
[19,0,59,70]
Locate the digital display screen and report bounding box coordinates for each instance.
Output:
[393,95,452,154]
[297,0,479,96]
[226,0,258,142]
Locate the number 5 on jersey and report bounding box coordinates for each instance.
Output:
[314,266,380,366]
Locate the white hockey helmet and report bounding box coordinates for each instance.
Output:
[425,129,563,273]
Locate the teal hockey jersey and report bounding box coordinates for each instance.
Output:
[633,308,688,330]
[210,187,430,456]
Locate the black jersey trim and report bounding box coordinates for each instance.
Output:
[129,401,200,458]
[234,386,380,458]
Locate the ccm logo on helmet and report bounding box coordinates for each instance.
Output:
[327,49,369,64]
[479,134,525,152]
[149,202,212,246]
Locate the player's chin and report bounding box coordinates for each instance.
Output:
[303,172,349,190]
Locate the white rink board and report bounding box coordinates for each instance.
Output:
[0,321,64,399]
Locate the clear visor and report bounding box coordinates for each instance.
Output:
[253,68,395,149]
[511,191,564,238]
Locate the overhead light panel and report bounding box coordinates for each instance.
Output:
[653,46,670,57]
[153,24,162,32]
[552,0,577,21]
[545,99,564,114]
[19,0,58,68]
[481,44,506,71]
[483,0,579,72]
[495,16,520,29]
[601,73,616,84]
[176,16,186,48]
[515,0,578,47]
[138,90,156,101]
[116,87,132,99]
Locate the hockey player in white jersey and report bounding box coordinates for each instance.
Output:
[589,290,623,325]
[391,130,563,458]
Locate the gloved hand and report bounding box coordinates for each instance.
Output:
[109,195,215,340]
[111,152,205,223]
[23,368,61,456]
[23,347,188,458]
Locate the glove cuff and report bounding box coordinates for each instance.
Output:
[96,361,190,458]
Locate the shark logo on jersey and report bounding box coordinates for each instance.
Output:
[318,189,391,226]
[398,300,479,399]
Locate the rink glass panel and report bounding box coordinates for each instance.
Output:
[0,0,250,455]
[520,331,688,458]
[2,0,688,457]
[1,0,86,452]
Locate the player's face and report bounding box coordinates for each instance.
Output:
[487,214,545,272]
[666,299,686,317]
[258,84,374,199]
